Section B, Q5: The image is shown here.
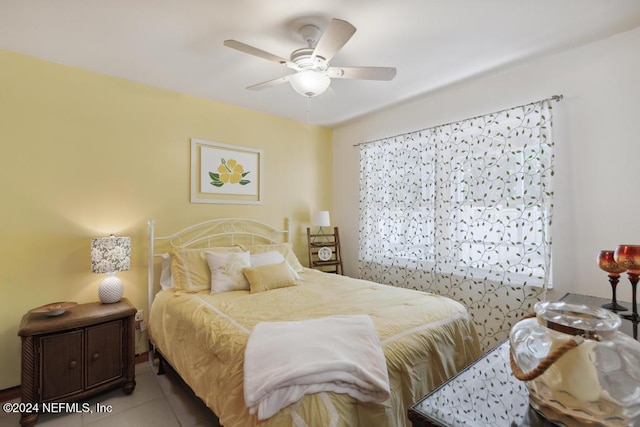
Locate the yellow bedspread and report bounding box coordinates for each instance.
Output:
[149,269,481,427]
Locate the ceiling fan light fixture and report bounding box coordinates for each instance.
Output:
[290,70,330,97]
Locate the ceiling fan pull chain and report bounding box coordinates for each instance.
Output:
[306,97,311,131]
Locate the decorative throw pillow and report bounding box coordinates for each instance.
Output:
[170,247,242,291]
[206,251,251,294]
[243,261,297,293]
[241,243,304,272]
[249,251,301,280]
[159,253,174,290]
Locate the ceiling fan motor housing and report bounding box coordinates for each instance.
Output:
[291,48,327,71]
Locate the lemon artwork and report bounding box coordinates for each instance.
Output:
[209,158,251,187]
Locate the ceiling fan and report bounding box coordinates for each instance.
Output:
[223,18,397,98]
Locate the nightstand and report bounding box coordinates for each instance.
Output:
[18,299,137,427]
[306,226,344,274]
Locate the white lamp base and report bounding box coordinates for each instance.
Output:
[99,273,123,304]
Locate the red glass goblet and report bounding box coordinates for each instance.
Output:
[597,250,628,311]
[614,245,640,322]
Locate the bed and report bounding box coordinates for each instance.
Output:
[147,218,481,427]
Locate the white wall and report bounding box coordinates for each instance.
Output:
[332,26,640,302]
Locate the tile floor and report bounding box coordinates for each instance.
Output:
[0,361,221,427]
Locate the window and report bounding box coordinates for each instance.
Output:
[358,99,557,350]
[358,100,554,287]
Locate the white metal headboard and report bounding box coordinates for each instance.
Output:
[147,217,292,312]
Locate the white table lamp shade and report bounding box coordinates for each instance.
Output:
[91,235,131,303]
[313,211,331,227]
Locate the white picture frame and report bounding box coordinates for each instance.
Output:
[190,138,263,204]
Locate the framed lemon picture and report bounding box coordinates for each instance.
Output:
[191,138,263,204]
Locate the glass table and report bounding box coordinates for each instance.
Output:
[408,293,637,426]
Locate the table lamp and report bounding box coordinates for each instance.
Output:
[91,235,131,303]
[312,211,330,235]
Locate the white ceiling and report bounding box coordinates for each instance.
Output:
[1,0,639,127]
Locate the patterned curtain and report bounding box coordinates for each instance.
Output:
[358,100,554,350]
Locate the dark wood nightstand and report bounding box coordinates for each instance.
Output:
[18,299,137,427]
[408,293,637,426]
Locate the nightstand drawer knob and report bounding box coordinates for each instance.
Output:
[69,360,77,369]
[92,353,100,361]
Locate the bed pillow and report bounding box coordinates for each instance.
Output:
[249,251,301,280]
[243,261,297,293]
[241,243,304,273]
[170,247,242,291]
[206,251,251,294]
[159,253,174,290]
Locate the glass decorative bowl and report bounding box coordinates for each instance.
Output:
[510,301,640,426]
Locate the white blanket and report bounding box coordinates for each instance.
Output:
[243,314,391,420]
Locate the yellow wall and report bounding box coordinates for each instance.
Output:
[0,49,333,389]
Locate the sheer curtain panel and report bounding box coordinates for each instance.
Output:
[358,99,555,349]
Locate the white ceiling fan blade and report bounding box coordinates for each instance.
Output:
[311,19,356,62]
[224,40,299,70]
[328,66,397,81]
[247,75,293,91]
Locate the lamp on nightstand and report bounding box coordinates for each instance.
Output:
[91,235,131,304]
[312,211,330,234]
[312,211,331,243]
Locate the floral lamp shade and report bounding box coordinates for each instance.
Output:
[91,235,131,303]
